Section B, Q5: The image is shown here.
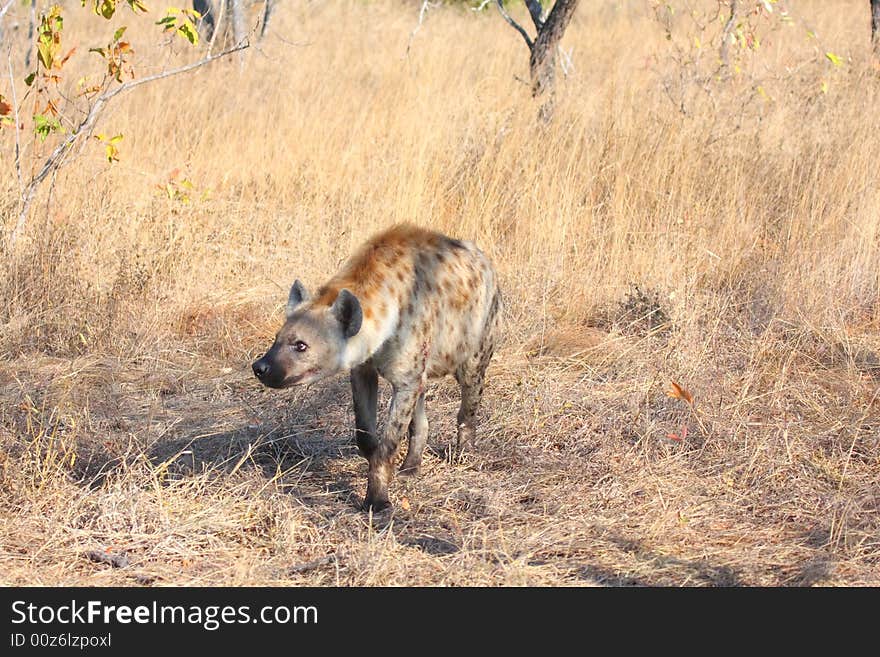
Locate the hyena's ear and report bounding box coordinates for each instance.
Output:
[331,289,362,339]
[285,279,309,319]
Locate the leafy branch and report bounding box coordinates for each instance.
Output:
[9,41,249,249]
[4,3,250,251]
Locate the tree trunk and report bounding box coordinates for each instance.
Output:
[496,0,580,119]
[527,0,579,120]
[193,0,216,42]
[227,0,246,66]
[872,0,880,56]
[529,0,579,99]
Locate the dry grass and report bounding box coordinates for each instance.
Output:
[1,0,878,586]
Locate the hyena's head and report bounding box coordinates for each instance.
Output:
[251,280,362,388]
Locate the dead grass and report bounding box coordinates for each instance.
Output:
[0,0,878,586]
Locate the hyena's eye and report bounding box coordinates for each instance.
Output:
[291,340,308,352]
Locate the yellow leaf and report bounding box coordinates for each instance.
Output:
[825,52,843,67]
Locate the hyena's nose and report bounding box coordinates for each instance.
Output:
[252,359,271,380]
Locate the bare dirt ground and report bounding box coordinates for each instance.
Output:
[2,302,878,586]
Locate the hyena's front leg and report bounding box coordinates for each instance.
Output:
[364,383,420,510]
[351,362,378,458]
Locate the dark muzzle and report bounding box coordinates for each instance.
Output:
[252,357,272,380]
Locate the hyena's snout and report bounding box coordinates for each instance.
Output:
[251,355,273,382]
[251,350,293,388]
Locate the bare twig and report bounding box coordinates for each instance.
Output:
[720,0,739,71]
[496,0,534,50]
[471,0,492,10]
[7,42,249,250]
[259,0,275,43]
[0,0,15,23]
[558,44,574,77]
[7,51,23,201]
[207,0,227,57]
[24,0,35,68]
[405,0,440,57]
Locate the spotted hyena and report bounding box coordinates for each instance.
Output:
[252,224,502,510]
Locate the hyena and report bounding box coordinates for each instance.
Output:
[252,224,502,510]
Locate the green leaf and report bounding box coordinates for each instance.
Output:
[825,52,843,67]
[177,19,198,45]
[108,134,123,144]
[34,113,62,142]
[113,26,127,42]
[97,0,116,20]
[89,47,107,58]
[24,72,36,86]
[37,42,53,69]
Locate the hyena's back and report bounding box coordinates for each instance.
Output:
[315,224,501,382]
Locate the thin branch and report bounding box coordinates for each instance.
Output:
[7,50,23,202]
[24,0,35,69]
[8,42,249,250]
[259,0,275,43]
[207,0,227,57]
[405,0,441,57]
[0,0,15,22]
[720,0,739,70]
[118,41,248,95]
[496,0,534,50]
[471,0,492,11]
[557,43,574,77]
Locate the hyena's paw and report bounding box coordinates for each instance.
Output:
[451,424,475,460]
[397,460,421,478]
[362,495,392,512]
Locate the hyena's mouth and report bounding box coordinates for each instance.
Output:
[280,368,321,388]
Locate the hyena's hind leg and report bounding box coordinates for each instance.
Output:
[454,291,501,456]
[399,391,427,477]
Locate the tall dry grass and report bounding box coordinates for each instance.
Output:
[0,1,878,585]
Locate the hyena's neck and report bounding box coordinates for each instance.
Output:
[313,224,441,369]
[308,277,403,370]
[340,300,400,369]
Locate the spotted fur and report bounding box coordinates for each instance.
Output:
[252,224,502,510]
